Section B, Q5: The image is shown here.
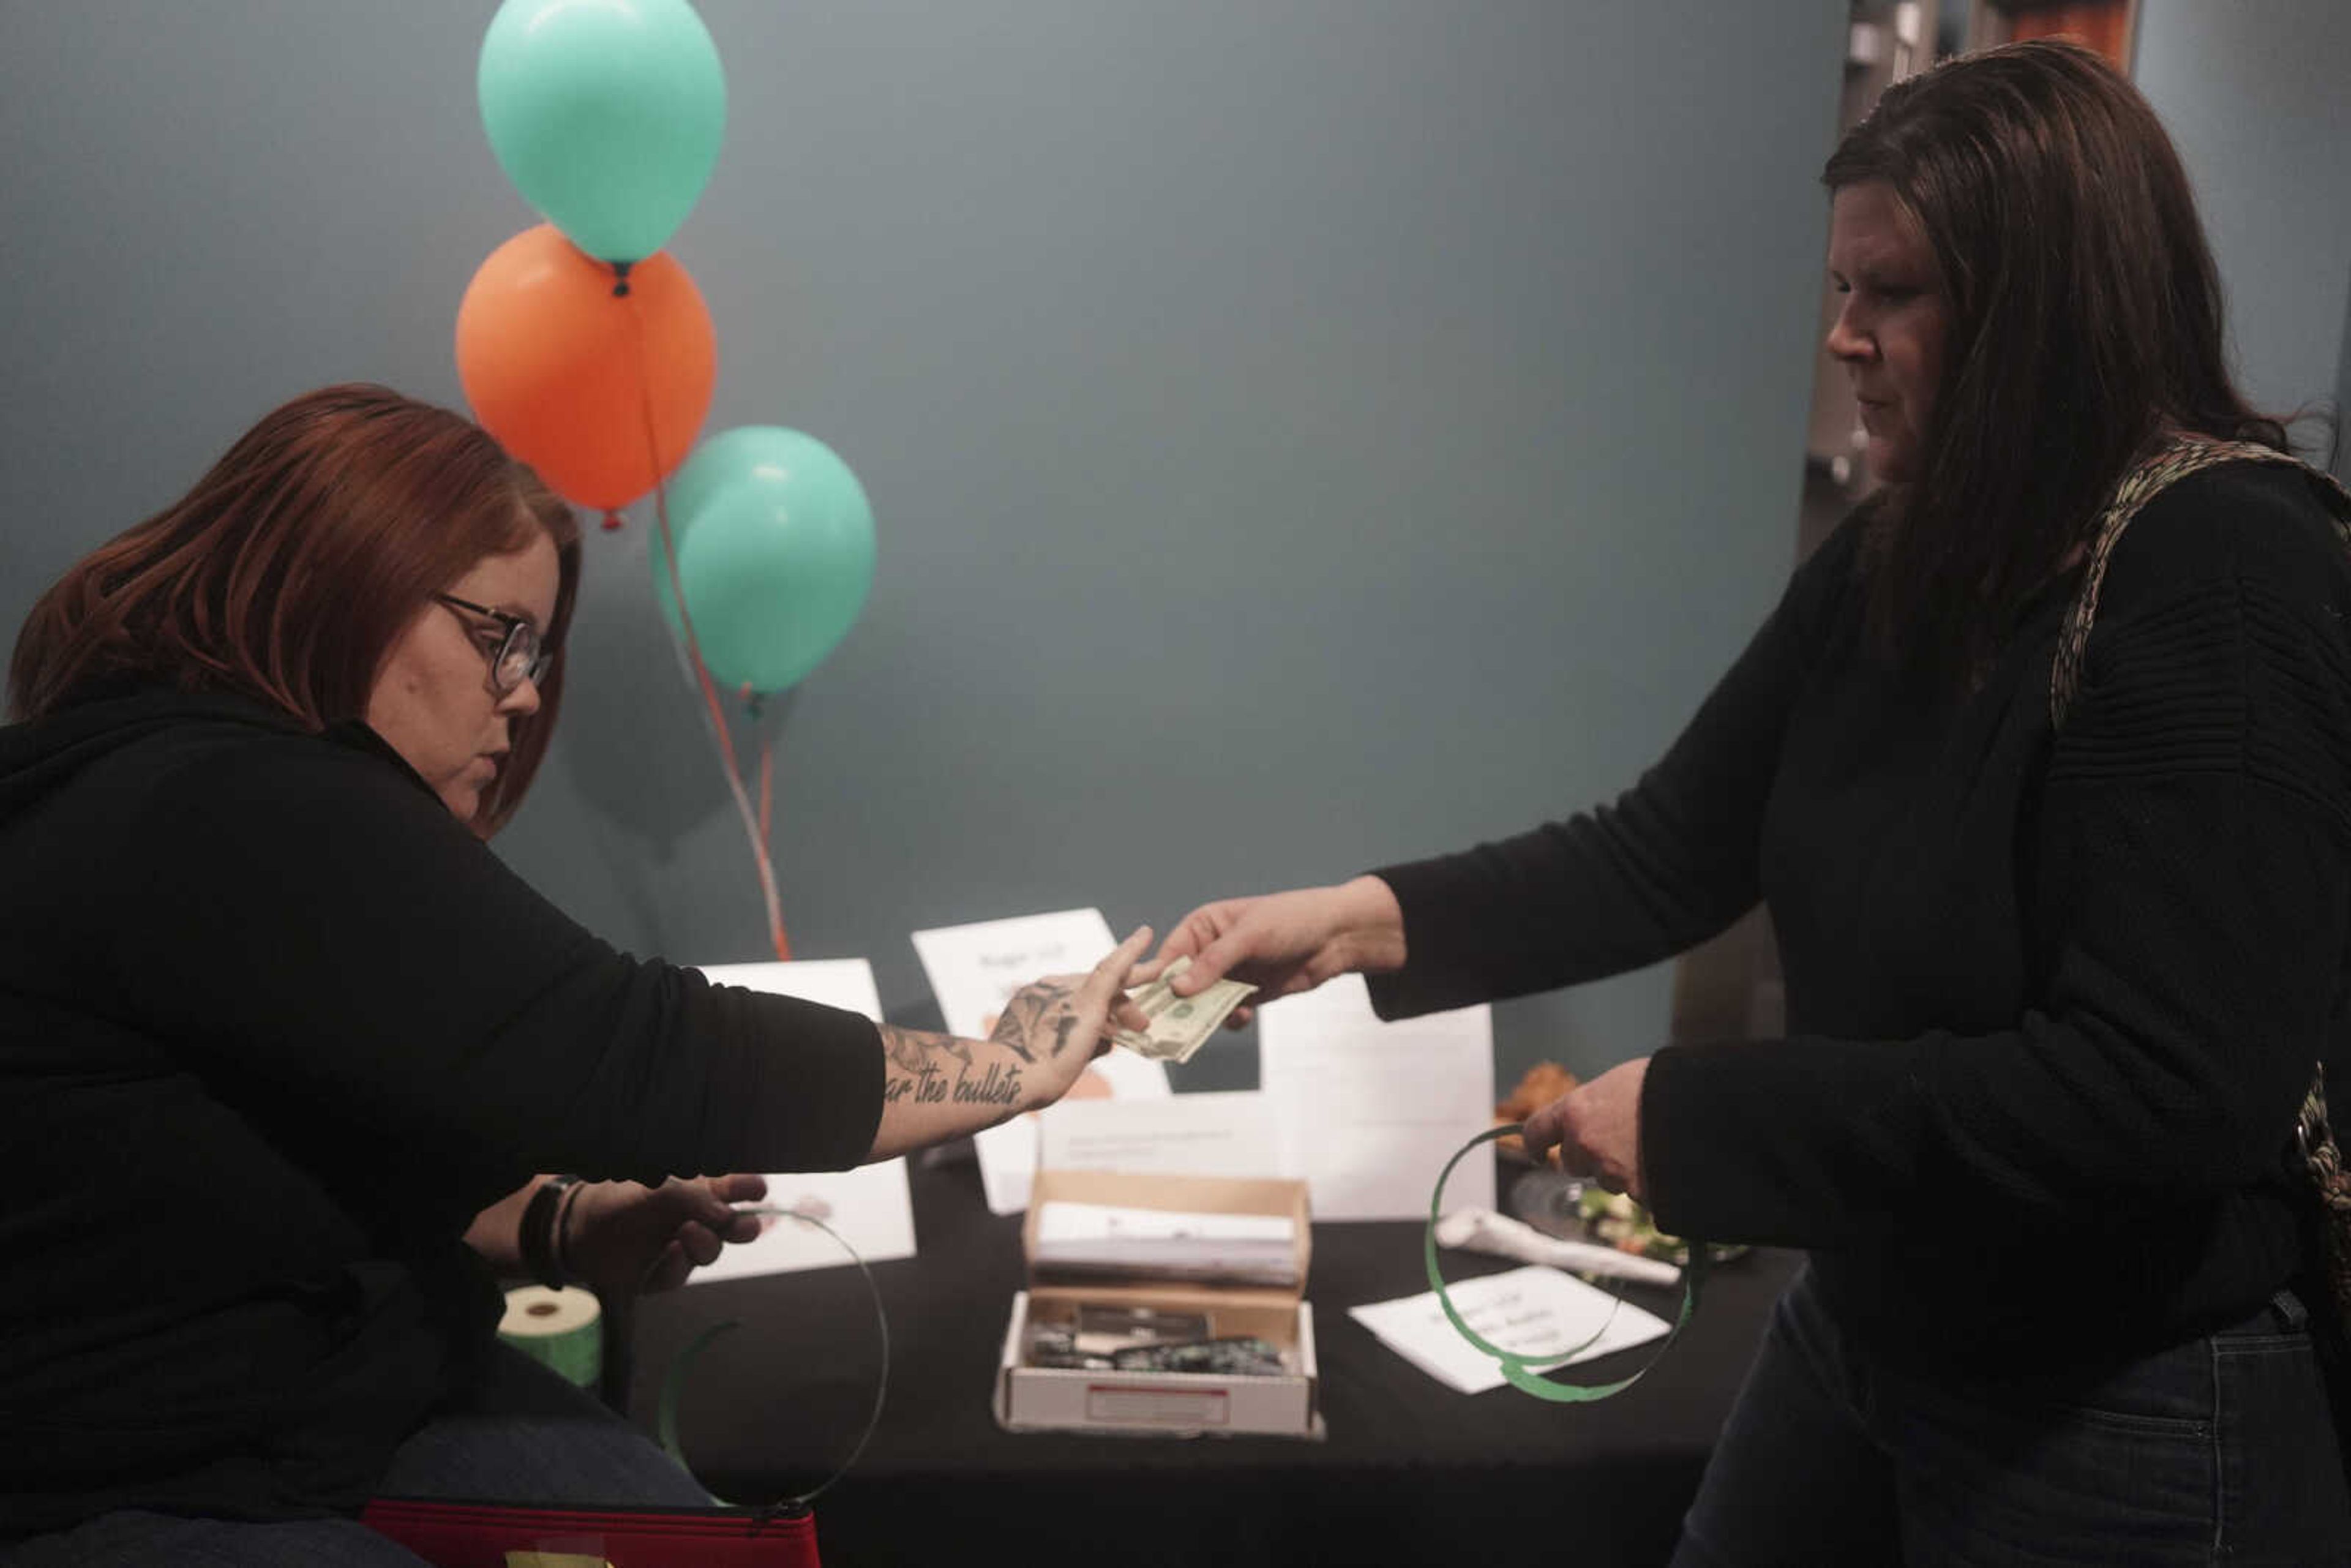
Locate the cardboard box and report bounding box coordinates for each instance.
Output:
[992,1169,1322,1438]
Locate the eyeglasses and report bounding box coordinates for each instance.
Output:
[435,593,553,694]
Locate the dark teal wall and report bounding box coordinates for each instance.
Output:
[0,3,1847,1081]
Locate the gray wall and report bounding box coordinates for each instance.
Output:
[2339,272,2351,486]
[2135,0,2351,463]
[0,4,1846,1085]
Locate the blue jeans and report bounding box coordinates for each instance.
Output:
[4,1345,712,1567]
[1672,1264,2351,1567]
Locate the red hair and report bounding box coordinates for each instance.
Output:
[9,383,581,833]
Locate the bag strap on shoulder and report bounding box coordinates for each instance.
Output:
[2049,438,2350,730]
[2046,437,2351,1326]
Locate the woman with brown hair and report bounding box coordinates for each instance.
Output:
[1142,42,2351,1561]
[0,383,1152,1565]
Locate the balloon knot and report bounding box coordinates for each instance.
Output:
[601,510,624,532]
[610,260,634,299]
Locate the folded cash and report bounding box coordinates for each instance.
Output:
[1112,956,1256,1065]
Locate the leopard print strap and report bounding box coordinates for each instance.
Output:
[2049,440,2351,1280]
[2300,1068,2351,1322]
[2048,438,2351,730]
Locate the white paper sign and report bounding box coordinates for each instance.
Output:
[1256,974,1494,1221]
[1347,1264,1670,1395]
[685,959,917,1280]
[910,909,1170,1214]
[1037,1090,1286,1180]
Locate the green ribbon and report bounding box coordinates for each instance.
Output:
[657,1207,891,1509]
[1424,1123,1708,1402]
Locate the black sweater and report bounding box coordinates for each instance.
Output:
[1368,463,2351,1370]
[0,692,883,1534]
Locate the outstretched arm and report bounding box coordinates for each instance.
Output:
[864,926,1153,1161]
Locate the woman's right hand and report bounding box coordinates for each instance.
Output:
[987,926,1158,1106]
[1134,876,1407,1024]
[865,926,1156,1161]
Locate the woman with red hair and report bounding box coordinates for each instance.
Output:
[0,383,1150,1565]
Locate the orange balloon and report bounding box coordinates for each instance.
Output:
[455,224,716,511]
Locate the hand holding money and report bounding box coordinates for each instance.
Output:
[1112,956,1255,1065]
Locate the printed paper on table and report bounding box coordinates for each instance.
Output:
[1348,1264,1669,1395]
[1256,974,1494,1221]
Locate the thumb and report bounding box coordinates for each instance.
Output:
[1129,921,1202,986]
[1176,928,1254,995]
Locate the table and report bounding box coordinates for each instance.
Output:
[624,1153,1796,1568]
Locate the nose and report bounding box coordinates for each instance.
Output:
[1824,300,1873,365]
[497,674,543,719]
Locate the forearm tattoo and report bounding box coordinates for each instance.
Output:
[879,1024,1026,1123]
[989,981,1081,1063]
[885,1026,972,1075]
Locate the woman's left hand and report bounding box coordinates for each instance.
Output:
[1519,1057,1649,1201]
[561,1173,769,1297]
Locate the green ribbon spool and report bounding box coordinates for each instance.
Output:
[498,1285,603,1390]
[1425,1123,1708,1402]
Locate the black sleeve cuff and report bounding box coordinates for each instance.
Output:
[1360,858,1501,1020]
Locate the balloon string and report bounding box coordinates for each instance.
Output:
[623,283,793,962]
[759,739,774,847]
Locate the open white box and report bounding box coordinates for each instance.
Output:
[992,1168,1322,1438]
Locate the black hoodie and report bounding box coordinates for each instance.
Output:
[0,689,881,1535]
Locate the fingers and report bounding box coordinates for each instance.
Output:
[645,1239,691,1294]
[1132,912,1214,983]
[1174,926,1254,994]
[675,1175,765,1251]
[658,1176,741,1231]
[1077,925,1155,1011]
[641,1217,722,1297]
[1518,1094,1569,1170]
[710,1171,768,1204]
[1112,997,1152,1035]
[677,1218,725,1268]
[1520,1089,1616,1187]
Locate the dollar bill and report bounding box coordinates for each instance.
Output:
[1112,956,1256,1065]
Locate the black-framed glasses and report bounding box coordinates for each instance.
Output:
[435,593,553,694]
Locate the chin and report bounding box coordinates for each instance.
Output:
[1869,441,1920,485]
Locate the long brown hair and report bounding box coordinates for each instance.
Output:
[1825,41,2286,688]
[9,383,581,833]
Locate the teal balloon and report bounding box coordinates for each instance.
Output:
[478,0,726,264]
[653,424,780,546]
[654,430,877,695]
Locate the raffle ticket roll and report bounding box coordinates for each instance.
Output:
[498,1285,602,1389]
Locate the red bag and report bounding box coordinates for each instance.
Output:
[359,1499,820,1567]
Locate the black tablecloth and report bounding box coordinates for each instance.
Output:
[624,1154,1797,1568]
